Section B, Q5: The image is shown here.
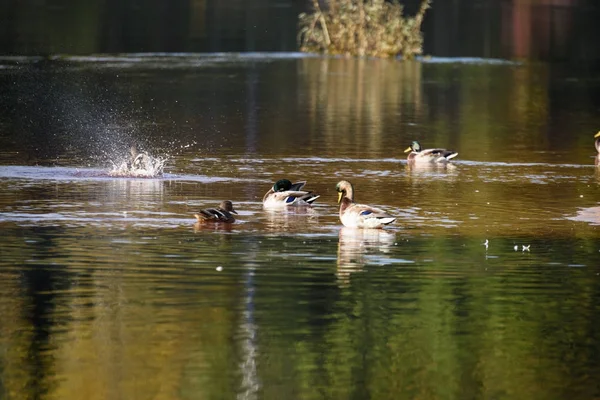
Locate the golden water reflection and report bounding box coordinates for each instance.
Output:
[336,227,397,285]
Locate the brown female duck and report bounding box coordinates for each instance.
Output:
[336,180,395,229]
[194,200,238,223]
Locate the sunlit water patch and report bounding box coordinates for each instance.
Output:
[416,56,522,65]
[567,206,600,226]
[0,165,261,183]
[187,156,596,186]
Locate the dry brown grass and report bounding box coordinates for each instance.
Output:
[298,0,431,58]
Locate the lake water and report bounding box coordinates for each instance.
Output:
[1,54,600,399]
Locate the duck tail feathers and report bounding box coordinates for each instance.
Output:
[303,194,320,204]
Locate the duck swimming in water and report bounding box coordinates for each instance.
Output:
[109,144,165,177]
[194,200,238,223]
[404,141,458,164]
[262,179,320,208]
[125,144,165,175]
[335,180,395,229]
[594,131,600,165]
[128,144,152,170]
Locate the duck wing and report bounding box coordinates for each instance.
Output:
[195,208,234,222]
[343,204,396,228]
[264,190,320,207]
[289,181,307,191]
[420,148,458,160]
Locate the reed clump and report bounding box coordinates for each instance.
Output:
[298,0,431,58]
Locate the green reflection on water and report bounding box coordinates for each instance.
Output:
[1,226,599,399]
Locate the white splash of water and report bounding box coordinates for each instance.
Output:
[108,149,166,178]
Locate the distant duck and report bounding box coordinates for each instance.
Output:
[262,179,320,208]
[594,131,600,164]
[404,141,458,163]
[194,200,238,223]
[335,180,396,229]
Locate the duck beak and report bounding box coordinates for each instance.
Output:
[231,209,238,214]
[595,131,600,138]
[337,192,342,204]
[404,146,412,153]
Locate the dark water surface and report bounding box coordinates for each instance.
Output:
[1,54,600,399]
[2,0,600,66]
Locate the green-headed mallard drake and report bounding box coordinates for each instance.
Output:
[404,141,458,163]
[336,180,395,229]
[262,179,320,208]
[194,200,237,223]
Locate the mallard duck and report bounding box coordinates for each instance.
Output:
[194,200,237,223]
[335,180,395,228]
[404,141,458,163]
[128,144,149,170]
[262,179,320,208]
[593,131,600,166]
[127,144,165,175]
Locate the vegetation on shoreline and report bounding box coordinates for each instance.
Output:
[298,0,431,59]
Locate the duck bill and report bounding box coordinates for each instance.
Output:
[595,131,600,138]
[231,209,238,214]
[337,192,343,204]
[404,146,412,153]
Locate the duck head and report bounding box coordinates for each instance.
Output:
[220,200,238,214]
[336,180,354,204]
[404,141,421,153]
[272,179,293,192]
